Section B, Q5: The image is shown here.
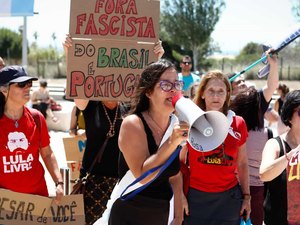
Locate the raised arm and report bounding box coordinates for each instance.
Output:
[154,40,165,60]
[63,35,89,110]
[262,50,279,102]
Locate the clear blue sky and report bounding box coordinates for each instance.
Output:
[0,0,298,55]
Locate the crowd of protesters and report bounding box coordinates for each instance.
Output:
[0,38,299,225]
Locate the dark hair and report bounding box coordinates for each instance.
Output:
[129,59,176,114]
[40,80,47,87]
[0,92,5,118]
[281,90,300,128]
[230,87,263,131]
[0,83,9,118]
[188,82,200,99]
[277,83,290,97]
[181,55,192,63]
[194,70,231,115]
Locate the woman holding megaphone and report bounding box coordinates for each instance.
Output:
[181,71,250,225]
[109,59,189,225]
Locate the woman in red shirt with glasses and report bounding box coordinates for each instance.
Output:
[0,66,63,203]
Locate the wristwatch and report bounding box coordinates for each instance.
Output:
[55,181,64,187]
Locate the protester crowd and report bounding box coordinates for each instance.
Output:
[0,36,299,225]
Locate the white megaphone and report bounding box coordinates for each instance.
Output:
[172,94,230,152]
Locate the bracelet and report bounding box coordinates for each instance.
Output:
[55,181,64,187]
[243,193,251,200]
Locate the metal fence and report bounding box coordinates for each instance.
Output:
[27,58,300,80]
[214,61,300,80]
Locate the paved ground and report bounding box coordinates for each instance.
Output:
[45,129,73,196]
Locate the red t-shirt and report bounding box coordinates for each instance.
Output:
[0,107,50,196]
[286,150,300,224]
[188,115,248,192]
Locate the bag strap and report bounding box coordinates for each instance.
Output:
[85,136,110,175]
[119,114,179,201]
[83,103,117,175]
[120,145,182,201]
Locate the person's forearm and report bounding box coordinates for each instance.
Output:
[41,147,63,183]
[260,156,288,181]
[170,173,184,222]
[238,163,250,195]
[267,64,279,91]
[264,60,279,101]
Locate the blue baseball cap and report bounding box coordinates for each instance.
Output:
[0,65,38,85]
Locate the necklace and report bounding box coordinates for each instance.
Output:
[5,113,20,128]
[102,102,119,137]
[147,111,164,135]
[15,120,19,128]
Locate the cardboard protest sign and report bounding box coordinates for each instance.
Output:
[0,188,84,224]
[63,135,86,162]
[66,0,160,101]
[63,135,86,182]
[66,39,157,101]
[69,0,160,42]
[67,161,82,182]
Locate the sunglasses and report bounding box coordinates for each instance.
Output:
[159,80,184,92]
[11,80,33,88]
[182,61,192,65]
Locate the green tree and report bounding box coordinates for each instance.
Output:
[0,28,22,59]
[235,42,262,65]
[161,0,225,70]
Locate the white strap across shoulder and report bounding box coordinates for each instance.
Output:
[227,110,240,140]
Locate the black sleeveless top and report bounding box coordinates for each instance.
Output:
[81,101,127,177]
[118,112,180,200]
[264,136,291,225]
